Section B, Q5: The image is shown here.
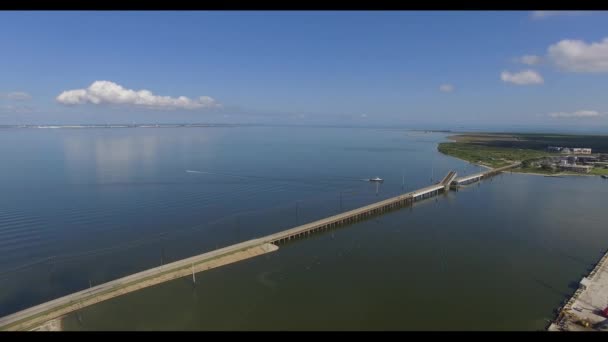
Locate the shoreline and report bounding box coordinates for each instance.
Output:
[438,146,602,178]
[30,317,63,331]
[547,249,608,331]
[442,154,493,170]
[512,171,598,177]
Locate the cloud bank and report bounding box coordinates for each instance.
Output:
[548,37,608,72]
[56,81,221,110]
[518,55,542,65]
[1,104,35,113]
[531,11,588,19]
[500,70,544,85]
[548,110,603,118]
[439,84,454,92]
[3,92,32,101]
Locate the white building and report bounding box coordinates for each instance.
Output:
[572,148,592,155]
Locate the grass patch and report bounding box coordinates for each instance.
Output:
[439,134,608,176]
[438,142,552,168]
[512,167,557,175]
[590,168,608,176]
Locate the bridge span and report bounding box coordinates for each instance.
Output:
[451,162,521,188]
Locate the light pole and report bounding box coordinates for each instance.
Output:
[296,201,299,225]
[235,216,240,243]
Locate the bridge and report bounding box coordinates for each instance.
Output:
[451,162,521,188]
[0,165,518,331]
[266,171,459,245]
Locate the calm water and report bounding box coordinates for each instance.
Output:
[1,126,606,330]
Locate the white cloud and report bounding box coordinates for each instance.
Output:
[548,37,608,72]
[56,81,221,110]
[439,84,454,92]
[2,91,32,101]
[549,110,604,119]
[500,70,544,85]
[360,113,368,118]
[531,11,588,19]
[519,55,542,65]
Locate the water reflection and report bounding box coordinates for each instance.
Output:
[62,130,212,184]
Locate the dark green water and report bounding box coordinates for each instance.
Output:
[1,126,606,330]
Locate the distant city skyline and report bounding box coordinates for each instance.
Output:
[1,11,608,132]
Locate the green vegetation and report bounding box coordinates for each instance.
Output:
[437,142,551,168]
[448,132,608,153]
[512,166,558,175]
[590,167,608,176]
[438,133,608,177]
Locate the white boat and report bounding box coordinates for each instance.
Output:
[369,177,384,182]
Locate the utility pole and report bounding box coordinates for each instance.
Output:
[161,248,164,266]
[77,300,83,324]
[236,216,240,242]
[160,233,168,267]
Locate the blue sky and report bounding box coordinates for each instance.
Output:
[1,11,608,131]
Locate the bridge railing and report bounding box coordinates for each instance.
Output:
[452,162,521,185]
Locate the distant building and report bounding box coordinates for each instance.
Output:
[559,164,592,173]
[577,156,598,164]
[572,148,592,155]
[548,146,592,154]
